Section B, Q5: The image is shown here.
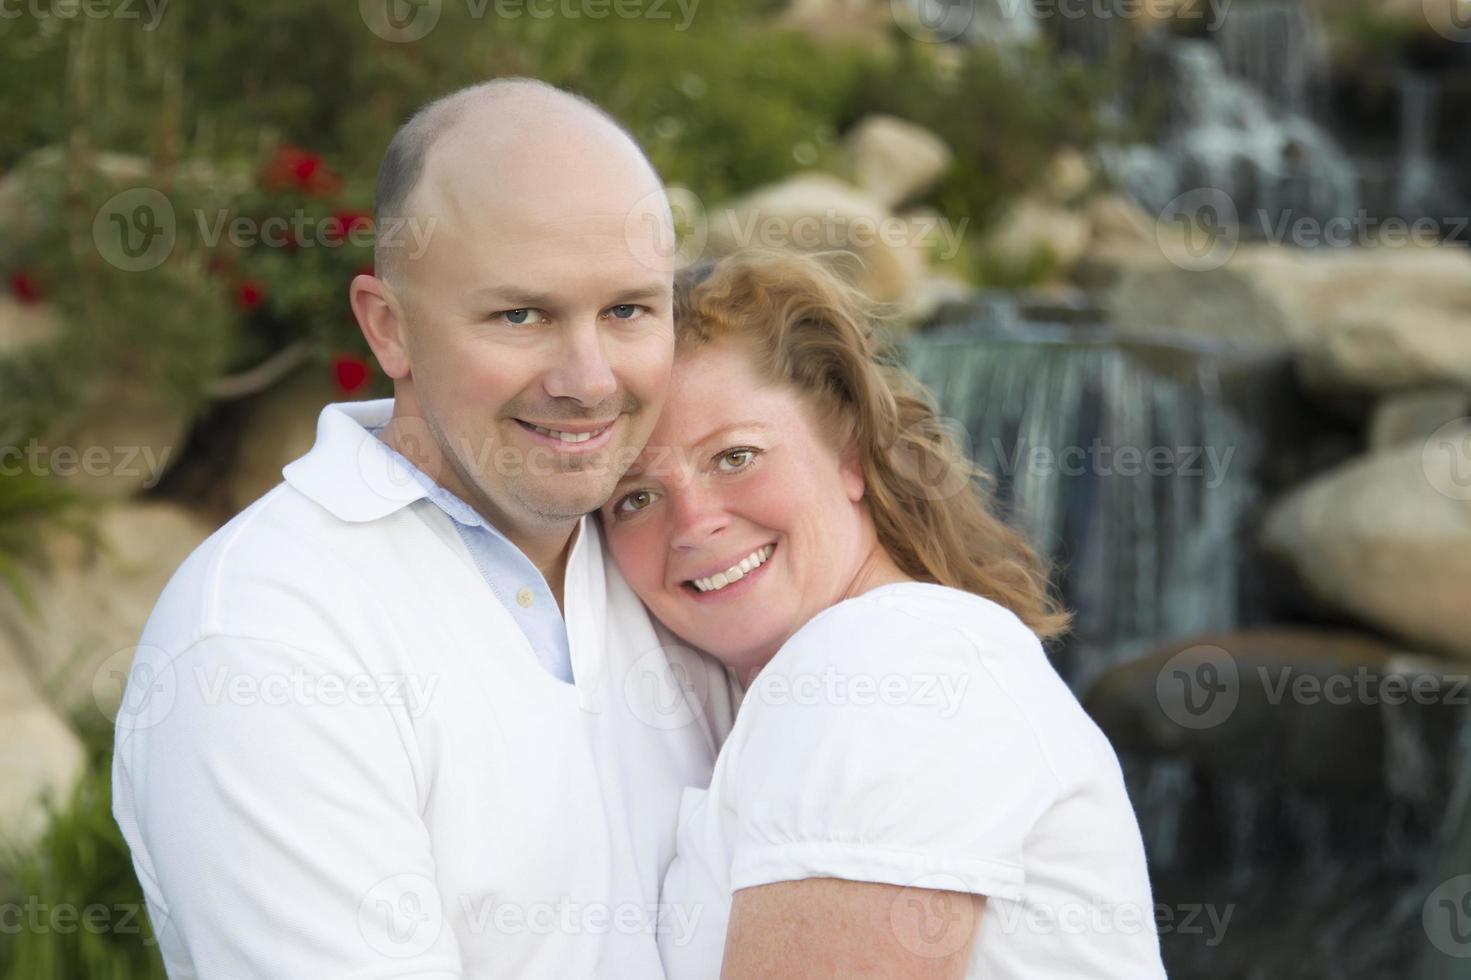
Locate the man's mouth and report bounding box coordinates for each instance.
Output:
[515,419,616,446]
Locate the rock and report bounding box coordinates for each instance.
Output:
[981,197,1092,279]
[705,173,926,304]
[0,296,62,357]
[1086,193,1156,247]
[0,641,85,846]
[844,114,953,210]
[1085,629,1468,793]
[0,501,213,718]
[1040,148,1094,206]
[775,0,895,48]
[1261,429,1471,661]
[43,378,189,498]
[1369,390,1471,453]
[1106,262,1295,348]
[227,366,342,513]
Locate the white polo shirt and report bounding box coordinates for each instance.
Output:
[112,399,738,980]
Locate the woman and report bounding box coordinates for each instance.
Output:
[599,250,1167,979]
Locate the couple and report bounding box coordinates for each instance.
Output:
[112,78,1166,979]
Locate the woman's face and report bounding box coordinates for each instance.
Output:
[601,341,873,679]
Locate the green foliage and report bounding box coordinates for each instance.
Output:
[0,717,164,980]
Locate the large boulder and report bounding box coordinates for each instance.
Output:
[705,173,927,305]
[226,366,341,513]
[1085,629,1467,794]
[0,501,213,718]
[0,640,85,846]
[980,197,1091,280]
[844,114,953,210]
[0,296,62,357]
[42,378,190,499]
[1261,427,1471,661]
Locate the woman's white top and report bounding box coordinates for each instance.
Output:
[659,582,1168,979]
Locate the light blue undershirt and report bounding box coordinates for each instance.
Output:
[370,427,574,685]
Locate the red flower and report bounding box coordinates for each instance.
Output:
[332,353,372,395]
[261,145,343,197]
[325,210,372,244]
[9,271,43,304]
[235,279,266,311]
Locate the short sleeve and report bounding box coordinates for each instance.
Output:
[719,595,1061,901]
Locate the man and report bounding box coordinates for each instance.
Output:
[113,78,734,979]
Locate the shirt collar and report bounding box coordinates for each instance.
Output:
[283,399,431,523]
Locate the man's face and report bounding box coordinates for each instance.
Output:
[395,149,676,533]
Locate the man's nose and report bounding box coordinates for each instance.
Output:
[544,320,618,407]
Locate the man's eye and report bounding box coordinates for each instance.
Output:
[501,309,544,326]
[615,489,659,515]
[608,304,646,320]
[716,448,757,472]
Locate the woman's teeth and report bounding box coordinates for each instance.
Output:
[691,544,775,593]
[527,422,605,443]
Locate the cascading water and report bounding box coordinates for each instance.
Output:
[1216,0,1322,117]
[903,296,1262,695]
[1104,39,1359,241]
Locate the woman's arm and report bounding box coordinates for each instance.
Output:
[720,878,983,980]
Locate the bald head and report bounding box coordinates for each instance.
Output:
[373,78,668,292]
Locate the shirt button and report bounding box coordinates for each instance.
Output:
[516,587,534,608]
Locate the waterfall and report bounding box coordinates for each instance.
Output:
[903,300,1261,693]
[1104,40,1359,244]
[1217,0,1322,117]
[1396,72,1441,217]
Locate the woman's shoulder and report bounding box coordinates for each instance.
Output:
[772,581,1045,676]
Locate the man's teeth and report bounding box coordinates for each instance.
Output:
[691,544,775,593]
[527,422,606,443]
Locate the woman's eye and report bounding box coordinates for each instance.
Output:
[615,489,658,515]
[608,304,645,320]
[716,448,757,472]
[501,308,544,326]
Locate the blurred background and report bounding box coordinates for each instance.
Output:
[1,0,1470,976]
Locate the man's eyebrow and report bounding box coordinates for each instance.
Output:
[468,282,670,309]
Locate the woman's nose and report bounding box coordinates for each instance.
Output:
[668,480,728,550]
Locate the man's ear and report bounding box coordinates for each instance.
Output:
[350,273,412,379]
